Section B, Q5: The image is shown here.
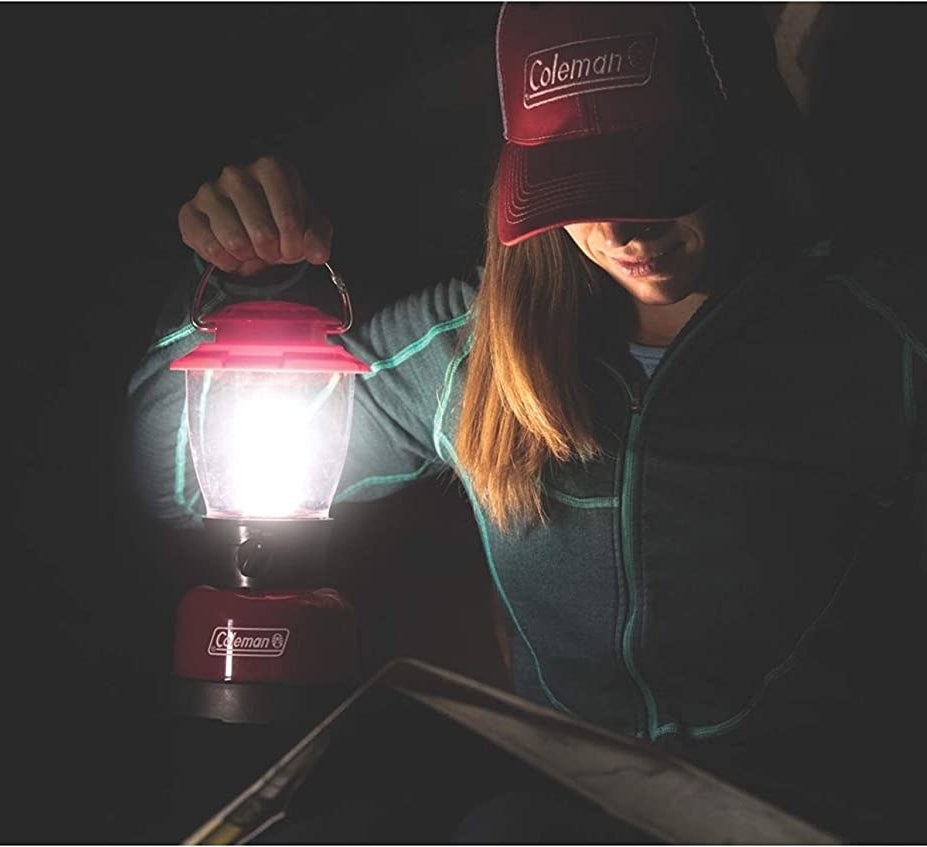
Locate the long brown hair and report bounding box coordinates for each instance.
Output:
[454,127,826,532]
[455,172,603,531]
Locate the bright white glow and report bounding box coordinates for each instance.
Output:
[228,389,318,518]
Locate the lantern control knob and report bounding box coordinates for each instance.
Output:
[237,537,274,580]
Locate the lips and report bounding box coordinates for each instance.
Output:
[605,243,681,276]
[608,246,674,265]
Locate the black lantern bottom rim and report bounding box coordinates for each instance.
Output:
[170,675,354,726]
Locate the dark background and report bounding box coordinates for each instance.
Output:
[12,4,505,842]
[8,3,926,843]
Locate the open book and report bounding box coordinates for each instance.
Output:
[185,658,838,845]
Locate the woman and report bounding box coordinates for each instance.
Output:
[128,3,925,840]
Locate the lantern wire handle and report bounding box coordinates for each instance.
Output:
[325,262,354,335]
[191,261,355,333]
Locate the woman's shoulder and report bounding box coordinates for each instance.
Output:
[406,270,481,320]
[361,271,479,341]
[818,243,926,351]
[339,270,480,377]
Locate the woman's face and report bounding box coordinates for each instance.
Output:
[563,206,715,306]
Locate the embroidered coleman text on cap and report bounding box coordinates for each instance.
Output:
[495,2,742,245]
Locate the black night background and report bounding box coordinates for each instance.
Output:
[7,3,925,843]
[12,5,503,841]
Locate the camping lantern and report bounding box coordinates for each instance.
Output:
[167,261,368,725]
[172,261,369,522]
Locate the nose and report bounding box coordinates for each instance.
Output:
[603,220,669,246]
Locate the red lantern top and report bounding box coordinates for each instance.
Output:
[170,300,370,374]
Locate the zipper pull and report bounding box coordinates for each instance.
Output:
[600,359,643,413]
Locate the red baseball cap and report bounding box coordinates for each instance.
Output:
[495,2,770,245]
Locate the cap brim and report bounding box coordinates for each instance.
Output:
[497,123,720,246]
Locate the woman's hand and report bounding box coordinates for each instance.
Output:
[178,155,333,276]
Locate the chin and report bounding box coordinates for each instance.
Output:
[623,276,696,306]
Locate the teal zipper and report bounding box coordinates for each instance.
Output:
[606,284,747,740]
[601,360,655,735]
[619,406,664,739]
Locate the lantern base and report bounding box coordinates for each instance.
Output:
[170,675,353,726]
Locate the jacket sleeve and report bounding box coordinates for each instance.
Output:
[125,255,476,528]
[334,274,476,504]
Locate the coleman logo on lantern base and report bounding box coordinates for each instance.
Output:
[208,626,290,657]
